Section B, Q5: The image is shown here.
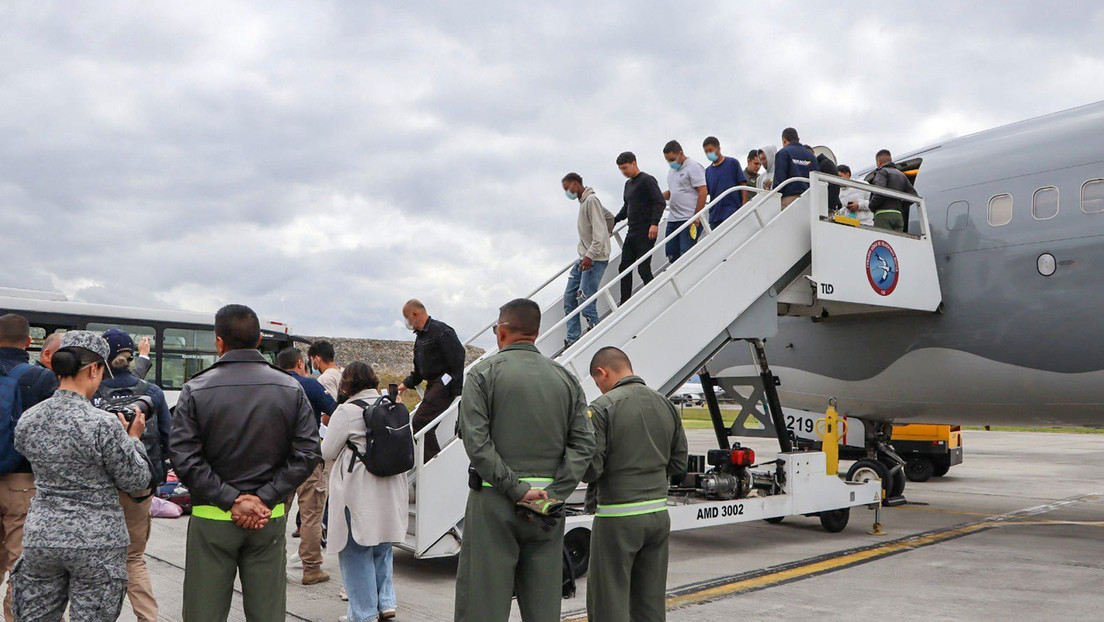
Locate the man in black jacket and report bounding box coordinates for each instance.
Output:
[170,304,320,622]
[399,300,466,462]
[869,149,919,232]
[809,146,842,213]
[0,313,57,622]
[614,151,665,304]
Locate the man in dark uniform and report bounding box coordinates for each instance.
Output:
[454,298,596,622]
[170,304,320,622]
[809,145,842,213]
[276,347,337,585]
[95,328,172,622]
[869,149,919,232]
[35,332,62,371]
[772,128,818,208]
[583,347,688,622]
[0,314,57,621]
[614,151,666,304]
[398,299,466,462]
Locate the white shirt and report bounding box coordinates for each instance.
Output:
[839,186,874,226]
[666,158,707,220]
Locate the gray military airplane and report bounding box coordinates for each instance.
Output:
[705,102,1104,480]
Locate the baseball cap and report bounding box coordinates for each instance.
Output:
[101,328,135,362]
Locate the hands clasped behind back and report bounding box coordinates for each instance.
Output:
[232,494,272,530]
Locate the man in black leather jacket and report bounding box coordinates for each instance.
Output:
[869,149,919,232]
[170,304,320,622]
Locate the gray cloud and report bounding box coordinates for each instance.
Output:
[2,1,1103,340]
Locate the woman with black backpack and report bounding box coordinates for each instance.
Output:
[323,362,409,622]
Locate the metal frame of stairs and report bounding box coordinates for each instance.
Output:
[401,173,941,558]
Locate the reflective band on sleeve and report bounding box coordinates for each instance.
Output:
[192,503,286,521]
[874,209,902,216]
[595,498,668,517]
[482,477,553,490]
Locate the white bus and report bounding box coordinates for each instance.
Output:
[0,288,300,402]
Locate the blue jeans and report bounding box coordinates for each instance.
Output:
[665,220,696,262]
[564,259,609,343]
[339,511,396,621]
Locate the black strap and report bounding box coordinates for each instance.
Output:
[345,439,367,473]
[345,398,372,473]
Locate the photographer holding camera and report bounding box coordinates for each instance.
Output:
[9,330,152,622]
[92,328,171,622]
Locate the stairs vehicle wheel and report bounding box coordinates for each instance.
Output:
[818,508,850,533]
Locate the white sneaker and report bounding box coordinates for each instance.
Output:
[288,552,302,567]
[381,608,397,620]
[340,587,348,601]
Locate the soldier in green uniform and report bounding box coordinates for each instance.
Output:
[454,298,596,622]
[584,346,688,622]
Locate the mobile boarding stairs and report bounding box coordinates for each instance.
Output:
[400,172,943,561]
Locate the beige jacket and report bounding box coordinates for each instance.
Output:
[323,389,409,550]
[318,367,342,400]
[577,187,615,261]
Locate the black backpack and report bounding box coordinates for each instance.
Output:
[94,380,165,487]
[0,363,33,476]
[347,395,415,477]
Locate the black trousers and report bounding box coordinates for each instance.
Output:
[619,235,656,304]
[413,379,456,462]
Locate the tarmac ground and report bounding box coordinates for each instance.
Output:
[31,429,1103,622]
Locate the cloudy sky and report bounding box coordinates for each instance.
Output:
[2,2,1103,340]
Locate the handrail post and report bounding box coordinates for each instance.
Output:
[603,289,618,310]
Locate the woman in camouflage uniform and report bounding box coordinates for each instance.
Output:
[10,331,152,622]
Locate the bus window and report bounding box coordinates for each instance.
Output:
[162,327,218,390]
[28,327,46,349]
[86,323,157,347]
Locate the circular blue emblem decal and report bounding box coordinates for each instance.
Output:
[866,240,898,296]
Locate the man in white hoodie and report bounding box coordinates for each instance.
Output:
[837,164,874,226]
[562,173,615,347]
[757,145,777,191]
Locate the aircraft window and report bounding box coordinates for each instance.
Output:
[946,201,969,230]
[1082,179,1104,213]
[987,194,1013,226]
[1032,187,1059,220]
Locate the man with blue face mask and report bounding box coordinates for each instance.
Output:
[702,136,749,229]
[561,173,615,348]
[661,140,707,263]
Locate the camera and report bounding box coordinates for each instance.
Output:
[102,395,155,424]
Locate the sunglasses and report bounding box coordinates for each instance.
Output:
[492,322,511,335]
